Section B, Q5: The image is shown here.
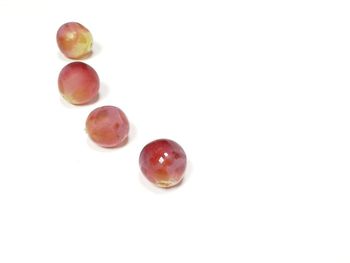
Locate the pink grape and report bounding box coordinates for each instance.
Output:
[56,22,93,59]
[86,106,130,148]
[58,62,99,105]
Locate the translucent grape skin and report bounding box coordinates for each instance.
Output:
[86,106,130,148]
[139,139,187,188]
[56,22,93,59]
[58,62,99,105]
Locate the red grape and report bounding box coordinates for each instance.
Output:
[139,139,187,188]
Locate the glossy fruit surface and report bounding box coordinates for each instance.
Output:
[58,62,99,105]
[57,22,93,59]
[139,139,187,188]
[86,106,129,148]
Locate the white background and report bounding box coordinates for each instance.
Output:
[0,0,349,262]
